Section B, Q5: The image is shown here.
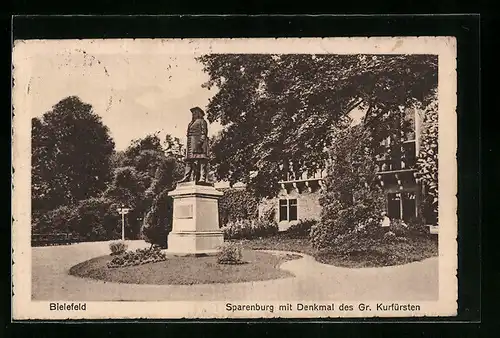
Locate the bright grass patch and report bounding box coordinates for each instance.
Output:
[233,233,438,268]
[233,236,317,256]
[313,236,439,268]
[69,249,301,285]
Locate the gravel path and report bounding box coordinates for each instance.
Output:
[32,240,438,301]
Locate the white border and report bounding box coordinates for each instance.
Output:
[12,37,457,320]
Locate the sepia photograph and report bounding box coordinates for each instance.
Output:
[12,37,457,319]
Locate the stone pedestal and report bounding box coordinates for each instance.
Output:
[167,182,224,255]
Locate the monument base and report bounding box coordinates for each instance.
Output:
[166,182,224,255]
[167,231,224,255]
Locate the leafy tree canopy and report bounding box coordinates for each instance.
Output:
[197,54,437,198]
[32,96,115,211]
[105,133,184,239]
[312,125,386,249]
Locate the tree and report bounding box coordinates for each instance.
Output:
[197,54,437,198]
[145,157,179,200]
[32,96,115,212]
[105,133,184,242]
[106,133,184,239]
[141,188,173,248]
[163,134,186,181]
[140,156,180,247]
[122,133,165,177]
[123,132,163,160]
[70,197,122,241]
[311,125,386,250]
[110,150,127,169]
[103,166,147,209]
[163,134,185,160]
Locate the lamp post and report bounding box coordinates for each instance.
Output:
[116,205,131,241]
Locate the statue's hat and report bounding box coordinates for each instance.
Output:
[190,106,205,116]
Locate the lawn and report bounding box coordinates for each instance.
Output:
[232,233,438,268]
[69,249,302,285]
[232,236,317,256]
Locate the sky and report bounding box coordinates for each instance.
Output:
[18,39,375,153]
[26,48,221,150]
[15,37,451,154]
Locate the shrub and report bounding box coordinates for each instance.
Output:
[73,197,122,241]
[309,220,331,249]
[382,231,396,243]
[141,188,173,248]
[221,219,253,240]
[221,215,278,240]
[285,219,317,238]
[330,223,387,256]
[33,206,75,236]
[390,219,410,237]
[109,241,128,255]
[218,188,259,227]
[260,207,277,225]
[32,198,122,243]
[217,242,244,264]
[406,215,432,237]
[107,247,167,268]
[394,236,410,243]
[252,217,279,238]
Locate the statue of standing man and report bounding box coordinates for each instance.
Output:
[178,106,210,184]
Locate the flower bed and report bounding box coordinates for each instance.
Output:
[69,249,300,285]
[107,247,167,268]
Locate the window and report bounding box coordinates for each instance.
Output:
[387,192,417,221]
[387,193,401,219]
[402,192,417,221]
[401,140,416,169]
[279,199,298,222]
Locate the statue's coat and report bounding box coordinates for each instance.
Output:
[185,117,209,160]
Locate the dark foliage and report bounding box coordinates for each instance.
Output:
[141,188,174,248]
[218,188,259,227]
[284,219,317,239]
[311,125,386,250]
[415,94,439,225]
[198,54,437,198]
[109,134,182,240]
[33,197,122,242]
[32,96,115,212]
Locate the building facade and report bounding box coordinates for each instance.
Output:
[374,108,423,226]
[258,168,326,231]
[257,107,438,234]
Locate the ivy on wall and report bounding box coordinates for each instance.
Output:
[218,188,259,227]
[312,125,386,249]
[416,94,438,224]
